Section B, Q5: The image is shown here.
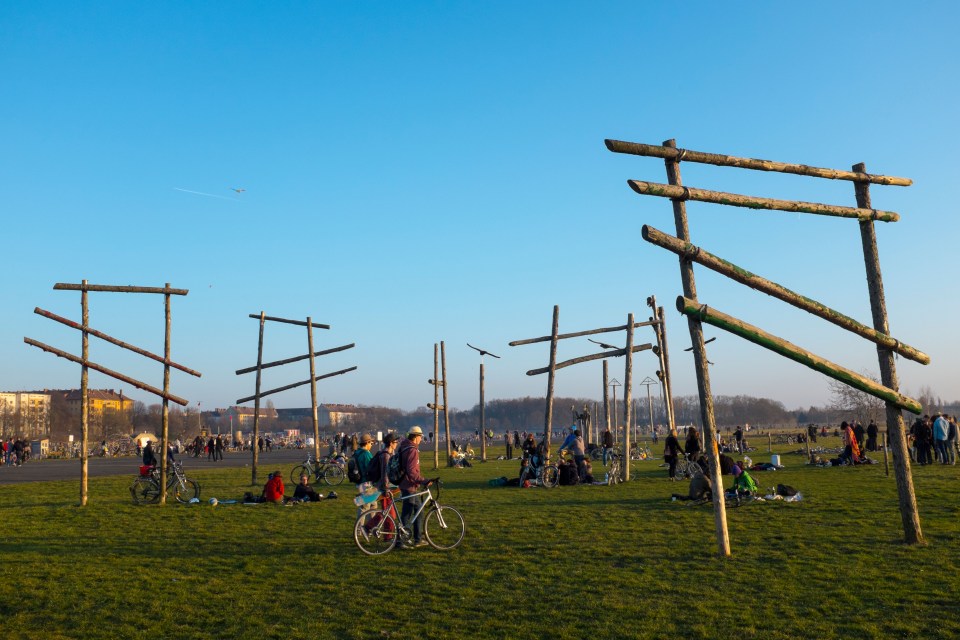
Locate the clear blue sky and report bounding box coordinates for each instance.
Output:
[3,2,957,415]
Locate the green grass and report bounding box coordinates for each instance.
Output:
[1,439,959,640]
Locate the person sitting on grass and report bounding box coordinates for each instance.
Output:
[262,470,285,504]
[292,474,322,502]
[672,471,712,502]
[730,465,758,498]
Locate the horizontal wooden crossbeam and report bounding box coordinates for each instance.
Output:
[54,283,189,295]
[605,139,912,186]
[24,338,189,405]
[526,344,653,376]
[675,296,921,414]
[235,343,355,375]
[641,226,929,365]
[235,366,357,404]
[627,180,899,222]
[248,314,330,329]
[510,319,658,347]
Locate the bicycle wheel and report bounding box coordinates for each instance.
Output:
[424,506,465,550]
[290,465,310,486]
[323,464,345,486]
[541,465,559,488]
[591,448,604,461]
[354,510,398,555]
[130,477,160,504]
[173,479,200,504]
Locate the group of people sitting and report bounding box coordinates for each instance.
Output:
[244,471,336,505]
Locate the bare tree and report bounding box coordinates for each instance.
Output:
[827,372,885,424]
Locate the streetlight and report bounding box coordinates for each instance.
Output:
[609,378,621,445]
[639,376,658,440]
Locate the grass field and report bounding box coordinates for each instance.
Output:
[1,438,958,640]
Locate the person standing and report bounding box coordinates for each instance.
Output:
[733,426,744,454]
[866,421,879,452]
[558,426,586,482]
[142,440,158,467]
[663,429,684,481]
[685,427,702,464]
[215,434,224,461]
[352,434,374,483]
[397,426,432,549]
[947,416,958,466]
[504,431,513,460]
[932,413,950,464]
[601,426,614,465]
[207,436,216,462]
[853,422,866,454]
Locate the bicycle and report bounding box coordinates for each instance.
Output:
[353,480,465,555]
[673,453,702,480]
[130,461,201,504]
[517,453,559,488]
[290,453,345,486]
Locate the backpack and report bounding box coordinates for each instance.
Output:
[387,447,407,485]
[347,453,363,484]
[776,483,798,497]
[366,451,385,485]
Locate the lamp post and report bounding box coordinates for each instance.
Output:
[639,376,658,440]
[609,378,621,445]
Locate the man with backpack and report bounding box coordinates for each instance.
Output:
[348,434,375,484]
[396,426,431,549]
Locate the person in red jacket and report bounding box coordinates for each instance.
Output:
[262,470,285,504]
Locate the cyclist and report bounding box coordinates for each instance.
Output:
[397,426,431,549]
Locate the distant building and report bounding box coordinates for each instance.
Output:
[64,389,134,416]
[219,405,279,427]
[0,391,51,438]
[275,404,360,428]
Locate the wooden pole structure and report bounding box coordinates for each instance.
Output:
[252,311,265,486]
[479,361,486,462]
[602,361,610,436]
[663,138,730,557]
[675,296,921,413]
[80,280,89,506]
[657,306,676,432]
[160,284,171,505]
[544,305,559,458]
[441,341,451,467]
[525,344,652,376]
[605,139,913,186]
[307,317,321,463]
[433,344,440,470]
[854,162,923,544]
[623,313,634,481]
[641,225,929,364]
[627,180,899,222]
[509,318,658,347]
[883,432,890,477]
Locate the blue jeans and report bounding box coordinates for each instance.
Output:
[602,447,612,465]
[400,489,423,543]
[934,440,949,464]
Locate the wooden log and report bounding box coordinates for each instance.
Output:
[623,314,634,482]
[628,180,900,222]
[160,285,171,505]
[544,306,559,458]
[54,283,189,295]
[854,161,923,544]
[883,432,889,477]
[662,139,730,558]
[509,318,658,347]
[35,307,203,377]
[442,341,452,467]
[602,360,610,434]
[604,139,912,186]
[247,314,329,329]
[675,296,922,414]
[24,338,189,405]
[307,317,320,463]
[432,343,439,470]
[480,362,487,462]
[641,226,930,364]
[235,343,355,375]
[525,344,653,376]
[252,312,265,487]
[80,281,89,507]
[235,367,357,404]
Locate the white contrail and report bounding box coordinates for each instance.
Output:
[173,187,238,201]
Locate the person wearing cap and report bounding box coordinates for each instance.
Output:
[351,433,375,484]
[730,464,757,497]
[397,426,432,549]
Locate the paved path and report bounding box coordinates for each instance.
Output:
[0,448,308,485]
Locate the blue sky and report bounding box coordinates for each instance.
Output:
[2,2,957,414]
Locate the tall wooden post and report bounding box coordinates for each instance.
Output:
[441,341,452,466]
[479,362,486,462]
[854,162,923,544]
[307,316,321,463]
[623,313,634,481]
[252,312,265,486]
[602,360,610,436]
[433,343,440,470]
[544,305,560,458]
[657,305,676,432]
[664,138,730,556]
[80,280,89,506]
[160,283,171,505]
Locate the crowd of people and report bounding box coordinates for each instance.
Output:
[1,438,30,467]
